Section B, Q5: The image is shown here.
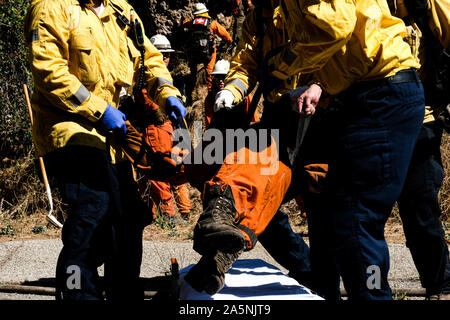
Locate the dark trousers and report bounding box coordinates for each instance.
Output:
[259,210,312,287]
[398,121,450,295]
[307,75,425,300]
[45,146,148,300]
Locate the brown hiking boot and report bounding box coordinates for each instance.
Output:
[184,249,243,295]
[193,184,246,255]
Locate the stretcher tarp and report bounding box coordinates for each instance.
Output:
[178,259,323,300]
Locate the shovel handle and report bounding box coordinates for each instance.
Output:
[23,84,33,125]
[23,84,50,188]
[38,157,49,187]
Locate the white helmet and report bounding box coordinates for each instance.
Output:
[211,59,230,75]
[150,34,175,53]
[193,3,209,15]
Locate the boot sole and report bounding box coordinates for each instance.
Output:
[184,260,225,295]
[204,275,225,295]
[193,230,246,255]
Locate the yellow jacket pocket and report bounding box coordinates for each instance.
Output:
[70,30,100,86]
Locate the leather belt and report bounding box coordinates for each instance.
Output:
[387,68,418,84]
[349,68,420,94]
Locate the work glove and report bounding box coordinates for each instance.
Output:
[99,103,127,135]
[166,96,187,127]
[213,90,235,112]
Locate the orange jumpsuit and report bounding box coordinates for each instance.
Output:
[204,136,292,242]
[204,91,259,128]
[148,181,192,217]
[149,180,176,217]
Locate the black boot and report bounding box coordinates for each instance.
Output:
[184,249,243,295]
[193,184,246,255]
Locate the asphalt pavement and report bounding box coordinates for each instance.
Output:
[0,239,425,300]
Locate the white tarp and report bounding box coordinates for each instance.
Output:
[179,259,324,300]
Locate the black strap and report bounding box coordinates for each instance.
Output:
[255,5,266,62]
[109,1,130,26]
[246,5,267,119]
[109,1,124,13]
[237,224,258,251]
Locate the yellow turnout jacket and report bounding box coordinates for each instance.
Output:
[25,0,180,159]
[269,0,420,95]
[224,6,302,104]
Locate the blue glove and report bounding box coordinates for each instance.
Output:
[99,104,127,135]
[166,96,186,127]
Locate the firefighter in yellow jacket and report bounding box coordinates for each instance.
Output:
[183,0,313,295]
[217,2,302,106]
[24,0,185,300]
[261,0,425,300]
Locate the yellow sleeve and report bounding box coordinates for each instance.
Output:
[429,0,450,49]
[25,0,107,123]
[127,10,181,114]
[224,12,259,104]
[142,39,182,113]
[269,0,356,80]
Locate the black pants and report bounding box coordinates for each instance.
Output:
[259,210,312,287]
[303,77,425,300]
[45,146,148,300]
[397,121,450,295]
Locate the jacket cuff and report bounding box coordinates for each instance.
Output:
[224,85,244,105]
[158,87,183,114]
[76,90,108,122]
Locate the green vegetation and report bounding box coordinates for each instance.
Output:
[0,0,33,160]
[0,0,58,224]
[0,224,14,236]
[31,225,46,234]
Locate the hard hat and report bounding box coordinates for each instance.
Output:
[211,59,230,75]
[193,3,209,15]
[150,34,175,53]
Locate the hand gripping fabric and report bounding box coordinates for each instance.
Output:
[120,120,187,183]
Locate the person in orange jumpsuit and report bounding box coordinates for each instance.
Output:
[142,34,192,223]
[183,3,233,105]
[230,0,254,44]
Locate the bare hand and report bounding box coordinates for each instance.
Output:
[296,84,322,116]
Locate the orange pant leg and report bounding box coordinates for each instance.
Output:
[204,93,215,129]
[205,135,291,243]
[206,49,217,89]
[172,183,192,214]
[149,180,176,217]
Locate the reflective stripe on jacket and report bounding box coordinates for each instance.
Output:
[25,0,180,158]
[269,0,420,95]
